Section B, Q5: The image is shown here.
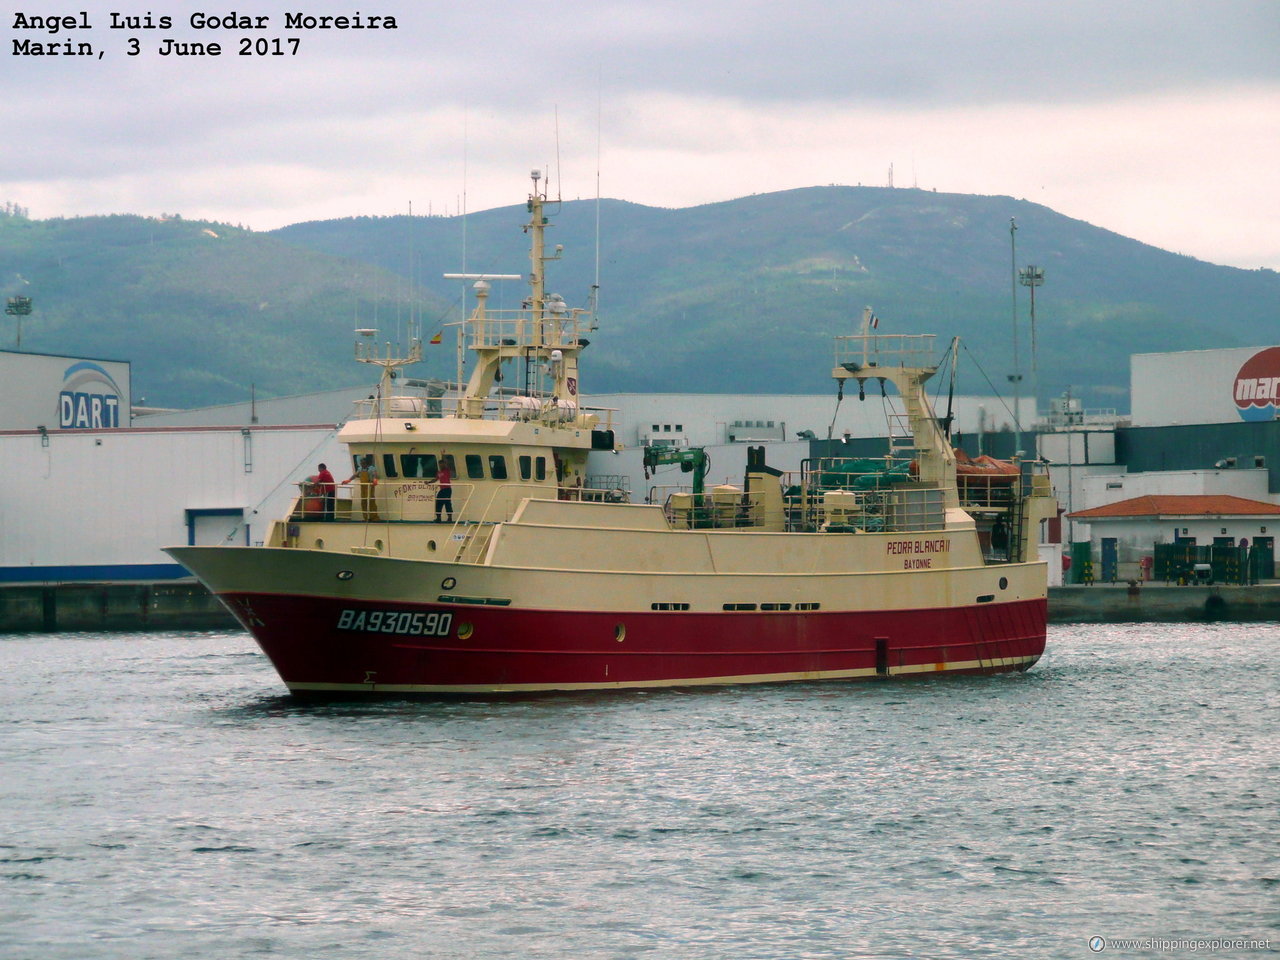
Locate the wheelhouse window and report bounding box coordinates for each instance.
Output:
[382,454,399,478]
[465,454,484,479]
[400,454,438,478]
[489,455,508,480]
[519,455,532,480]
[535,456,546,481]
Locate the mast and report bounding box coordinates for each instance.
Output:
[447,170,593,427]
[832,314,958,508]
[353,326,422,399]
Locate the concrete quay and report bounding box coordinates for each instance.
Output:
[2,580,1278,634]
[1049,582,1280,624]
[0,580,237,634]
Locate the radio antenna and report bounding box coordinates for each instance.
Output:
[460,103,469,276]
[554,104,562,201]
[593,82,602,322]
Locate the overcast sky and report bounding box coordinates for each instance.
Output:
[5,0,1278,269]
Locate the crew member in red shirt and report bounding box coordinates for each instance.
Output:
[435,453,454,523]
[315,463,336,521]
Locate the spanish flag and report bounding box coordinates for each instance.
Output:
[429,331,443,344]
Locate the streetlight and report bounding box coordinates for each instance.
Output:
[1009,219,1022,457]
[5,295,32,350]
[1019,265,1045,427]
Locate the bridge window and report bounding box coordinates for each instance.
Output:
[382,454,399,478]
[465,454,484,479]
[519,455,532,480]
[401,454,438,478]
[489,455,508,480]
[535,456,546,481]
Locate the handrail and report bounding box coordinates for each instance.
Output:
[286,477,631,525]
[834,333,937,371]
[347,393,617,431]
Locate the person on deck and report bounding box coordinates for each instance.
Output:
[345,455,381,522]
[435,452,454,523]
[315,463,336,521]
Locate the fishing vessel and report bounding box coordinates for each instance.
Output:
[167,172,1057,694]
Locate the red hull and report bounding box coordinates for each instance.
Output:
[221,592,1047,693]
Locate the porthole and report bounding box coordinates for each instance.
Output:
[999,577,1009,590]
[457,622,474,640]
[314,539,325,549]
[374,539,384,551]
[441,576,457,589]
[428,540,437,553]
[336,570,354,581]
[615,623,626,643]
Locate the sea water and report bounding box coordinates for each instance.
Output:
[1,624,1276,960]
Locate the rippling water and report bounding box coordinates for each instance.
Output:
[1,624,1277,959]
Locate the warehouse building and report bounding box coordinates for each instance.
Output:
[2,341,1278,585]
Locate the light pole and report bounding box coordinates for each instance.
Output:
[1019,265,1044,429]
[1009,219,1022,457]
[5,295,32,350]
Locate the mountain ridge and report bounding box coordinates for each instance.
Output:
[2,187,1275,411]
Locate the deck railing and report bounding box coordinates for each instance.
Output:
[286,478,633,526]
[346,393,617,432]
[833,333,937,372]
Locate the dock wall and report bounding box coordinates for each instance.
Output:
[1047,583,1280,623]
[1,581,1277,634]
[0,581,237,634]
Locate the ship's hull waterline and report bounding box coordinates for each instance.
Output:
[170,546,1046,694]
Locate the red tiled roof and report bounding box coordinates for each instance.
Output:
[1067,494,1280,520]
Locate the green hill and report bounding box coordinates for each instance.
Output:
[276,187,1280,411]
[0,210,446,408]
[3,188,1277,412]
